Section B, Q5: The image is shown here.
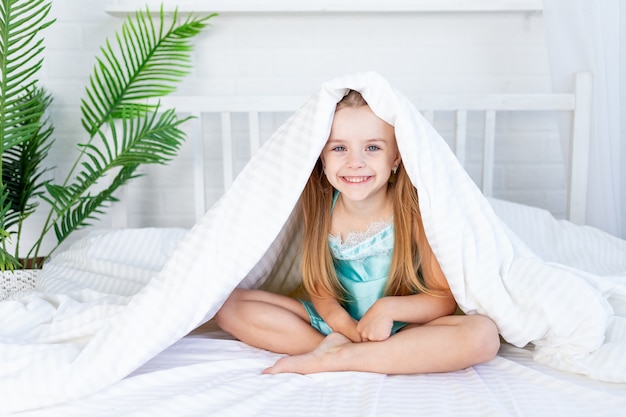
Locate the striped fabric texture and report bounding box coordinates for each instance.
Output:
[0,72,625,414]
[11,331,626,417]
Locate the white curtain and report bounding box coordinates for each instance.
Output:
[543,0,624,239]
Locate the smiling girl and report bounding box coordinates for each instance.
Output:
[215,90,500,375]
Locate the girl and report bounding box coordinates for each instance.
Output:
[215,90,500,375]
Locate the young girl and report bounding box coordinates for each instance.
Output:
[215,90,500,375]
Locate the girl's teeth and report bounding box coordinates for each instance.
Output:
[344,176,368,183]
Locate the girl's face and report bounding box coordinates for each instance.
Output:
[321,105,400,206]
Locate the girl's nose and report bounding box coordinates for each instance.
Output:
[346,150,365,168]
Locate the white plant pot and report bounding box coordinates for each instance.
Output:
[1,269,39,301]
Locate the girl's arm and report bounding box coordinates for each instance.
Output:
[359,225,457,341]
[387,212,458,323]
[361,292,456,330]
[381,242,458,324]
[310,287,362,342]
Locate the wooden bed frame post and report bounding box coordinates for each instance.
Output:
[108,73,592,229]
[568,72,593,225]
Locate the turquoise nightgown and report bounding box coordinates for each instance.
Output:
[300,193,409,336]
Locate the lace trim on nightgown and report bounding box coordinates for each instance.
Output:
[329,217,393,250]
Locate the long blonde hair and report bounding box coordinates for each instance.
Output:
[300,90,444,301]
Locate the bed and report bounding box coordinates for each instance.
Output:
[1,72,625,417]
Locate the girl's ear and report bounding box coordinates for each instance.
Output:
[318,156,326,175]
[394,153,402,168]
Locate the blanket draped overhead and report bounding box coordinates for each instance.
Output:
[1,72,625,413]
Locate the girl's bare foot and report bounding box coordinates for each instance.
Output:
[262,332,352,375]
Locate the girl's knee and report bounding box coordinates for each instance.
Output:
[214,302,230,331]
[215,288,278,331]
[215,288,247,330]
[464,315,500,363]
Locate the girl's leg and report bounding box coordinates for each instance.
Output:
[263,314,500,375]
[215,288,324,355]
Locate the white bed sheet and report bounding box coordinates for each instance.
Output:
[6,198,625,417]
[13,323,625,417]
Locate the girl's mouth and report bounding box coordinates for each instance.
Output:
[342,176,371,184]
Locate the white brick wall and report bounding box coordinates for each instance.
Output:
[26,1,565,253]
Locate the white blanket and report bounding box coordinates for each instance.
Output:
[1,72,625,414]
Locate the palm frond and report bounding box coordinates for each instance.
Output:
[0,183,12,233]
[2,3,212,266]
[0,185,21,270]
[51,165,137,245]
[80,6,215,136]
[100,107,189,167]
[2,86,53,231]
[1,0,55,263]
[0,0,54,150]
[43,107,187,238]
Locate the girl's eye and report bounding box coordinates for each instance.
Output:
[332,146,346,152]
[366,145,380,151]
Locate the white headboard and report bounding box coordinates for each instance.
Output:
[111,72,592,228]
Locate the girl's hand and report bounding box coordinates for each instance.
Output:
[342,319,363,343]
[328,311,362,343]
[333,315,364,343]
[357,298,395,342]
[310,287,362,343]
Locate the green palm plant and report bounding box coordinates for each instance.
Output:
[0,0,215,270]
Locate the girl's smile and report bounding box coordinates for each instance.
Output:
[341,176,372,184]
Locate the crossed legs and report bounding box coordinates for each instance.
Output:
[215,288,500,375]
[215,288,324,355]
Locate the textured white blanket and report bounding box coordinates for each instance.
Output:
[1,72,625,414]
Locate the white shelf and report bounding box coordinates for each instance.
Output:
[106,0,543,17]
